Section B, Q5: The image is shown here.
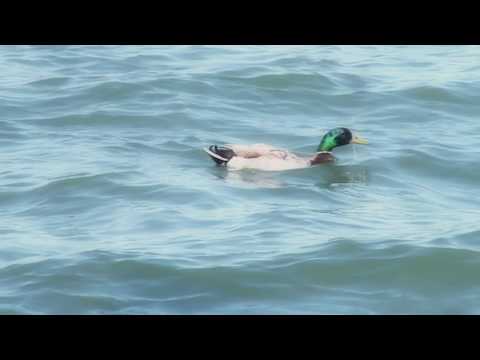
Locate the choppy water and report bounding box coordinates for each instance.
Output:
[1,45,479,314]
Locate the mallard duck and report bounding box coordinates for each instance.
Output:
[204,127,368,171]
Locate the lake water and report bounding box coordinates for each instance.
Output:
[0,45,479,314]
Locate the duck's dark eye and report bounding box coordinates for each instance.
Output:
[337,132,347,144]
[340,128,352,144]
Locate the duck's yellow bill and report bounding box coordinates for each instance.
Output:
[351,134,368,145]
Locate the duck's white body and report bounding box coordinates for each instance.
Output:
[206,128,368,172]
[224,144,311,171]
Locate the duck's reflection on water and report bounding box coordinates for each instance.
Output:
[210,164,369,189]
[314,164,370,189]
[211,167,285,188]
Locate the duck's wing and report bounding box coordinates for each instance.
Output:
[224,143,280,158]
[228,153,311,171]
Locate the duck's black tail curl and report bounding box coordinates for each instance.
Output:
[206,145,236,166]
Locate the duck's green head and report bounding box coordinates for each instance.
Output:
[317,127,368,152]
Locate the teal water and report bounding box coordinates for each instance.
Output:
[1,45,480,314]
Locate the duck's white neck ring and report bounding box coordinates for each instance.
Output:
[316,151,332,155]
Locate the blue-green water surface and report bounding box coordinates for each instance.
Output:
[0,45,479,314]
